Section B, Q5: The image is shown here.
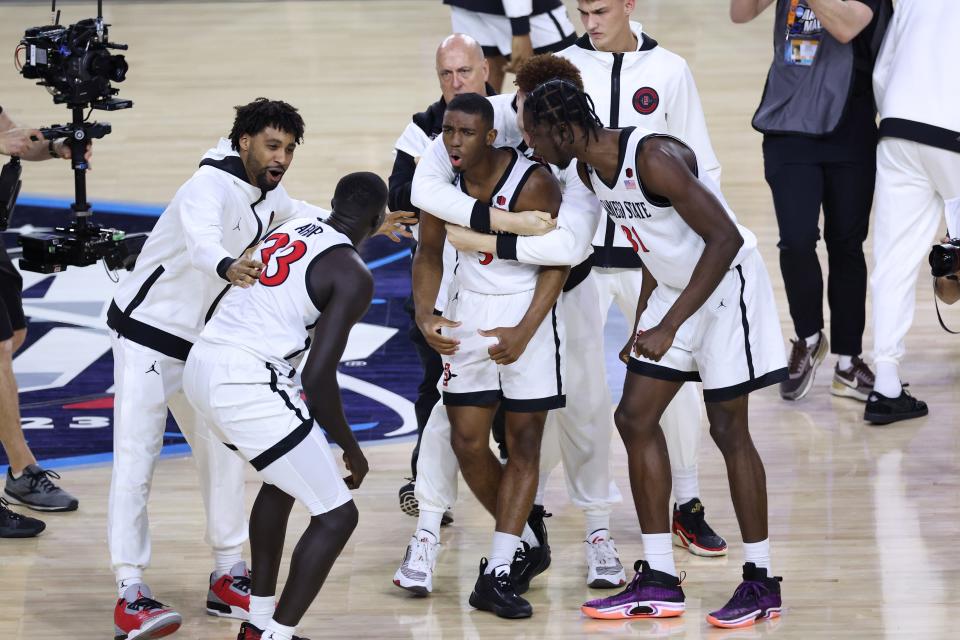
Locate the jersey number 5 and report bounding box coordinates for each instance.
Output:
[621,225,650,253]
[259,232,307,286]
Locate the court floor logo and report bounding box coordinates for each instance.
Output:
[8,240,418,466]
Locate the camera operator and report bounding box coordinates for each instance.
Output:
[0,105,82,539]
[867,0,960,424]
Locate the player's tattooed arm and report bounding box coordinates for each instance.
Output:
[632,137,743,362]
[301,249,374,489]
[412,211,461,355]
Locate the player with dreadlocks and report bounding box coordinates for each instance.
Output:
[523,79,788,630]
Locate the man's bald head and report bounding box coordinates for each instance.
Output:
[436,33,489,103]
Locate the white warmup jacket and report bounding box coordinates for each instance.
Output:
[108,138,328,360]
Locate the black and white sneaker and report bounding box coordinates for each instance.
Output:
[511,541,551,595]
[5,465,78,512]
[864,388,928,425]
[468,558,532,619]
[0,497,46,538]
[397,479,453,525]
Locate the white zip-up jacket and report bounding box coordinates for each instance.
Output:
[108,138,328,360]
[873,0,960,153]
[558,22,721,268]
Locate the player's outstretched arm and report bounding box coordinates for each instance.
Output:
[301,248,374,489]
[412,211,461,355]
[632,137,743,361]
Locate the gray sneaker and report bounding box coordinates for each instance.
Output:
[779,332,829,401]
[5,465,79,512]
[831,356,875,402]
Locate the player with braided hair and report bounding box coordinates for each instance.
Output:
[524,79,787,629]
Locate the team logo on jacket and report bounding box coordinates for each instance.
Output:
[633,87,659,115]
[496,195,507,206]
[442,362,458,387]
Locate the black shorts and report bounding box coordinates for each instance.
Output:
[0,246,25,342]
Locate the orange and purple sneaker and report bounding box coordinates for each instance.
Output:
[706,563,782,629]
[581,560,685,620]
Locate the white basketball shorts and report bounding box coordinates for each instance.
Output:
[449,6,576,58]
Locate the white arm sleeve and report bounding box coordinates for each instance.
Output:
[515,162,600,266]
[666,62,723,185]
[179,174,234,278]
[410,135,475,226]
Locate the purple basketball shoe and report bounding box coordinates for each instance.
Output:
[581,560,685,620]
[706,562,782,629]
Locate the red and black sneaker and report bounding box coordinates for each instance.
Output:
[237,621,311,640]
[208,561,251,619]
[113,584,181,640]
[672,498,728,557]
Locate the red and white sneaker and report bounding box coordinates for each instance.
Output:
[237,621,311,640]
[207,561,251,619]
[113,584,182,640]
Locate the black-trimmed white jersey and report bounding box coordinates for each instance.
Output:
[200,217,354,373]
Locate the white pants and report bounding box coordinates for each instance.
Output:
[415,274,621,515]
[872,138,960,366]
[108,335,248,576]
[593,267,704,474]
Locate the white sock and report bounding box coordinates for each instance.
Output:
[671,466,700,506]
[116,569,143,598]
[214,551,244,578]
[249,595,275,631]
[263,619,296,640]
[641,533,676,577]
[743,539,771,575]
[874,361,902,397]
[837,355,853,371]
[520,523,540,548]
[804,332,820,347]
[416,509,444,540]
[584,512,610,539]
[487,531,520,574]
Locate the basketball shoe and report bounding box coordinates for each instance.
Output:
[207,561,251,619]
[584,531,627,588]
[510,504,551,594]
[397,479,453,525]
[581,560,685,620]
[113,584,181,640]
[0,497,45,538]
[672,498,727,557]
[5,464,78,512]
[393,533,440,595]
[237,622,310,639]
[706,563,782,629]
[468,558,532,619]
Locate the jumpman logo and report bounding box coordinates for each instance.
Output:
[717,298,727,310]
[232,218,241,231]
[145,361,160,376]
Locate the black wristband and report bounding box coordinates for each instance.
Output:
[510,17,531,36]
[216,256,234,281]
[496,234,519,261]
[469,201,491,234]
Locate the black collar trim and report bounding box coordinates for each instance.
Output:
[574,31,659,53]
[199,155,248,182]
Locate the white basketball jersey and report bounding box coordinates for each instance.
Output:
[587,127,757,290]
[453,148,543,295]
[201,217,354,373]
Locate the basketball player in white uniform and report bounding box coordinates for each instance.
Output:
[413,93,567,619]
[107,99,331,640]
[396,56,628,597]
[523,80,786,629]
[184,172,387,640]
[557,1,728,556]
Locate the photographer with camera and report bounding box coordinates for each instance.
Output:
[866,0,960,425]
[0,105,82,540]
